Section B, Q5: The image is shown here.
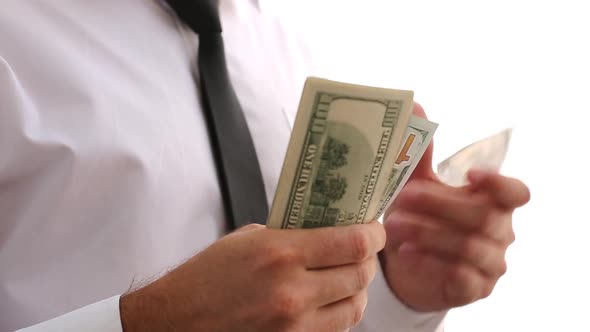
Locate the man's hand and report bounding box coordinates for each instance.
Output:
[380,103,531,312]
[120,221,385,332]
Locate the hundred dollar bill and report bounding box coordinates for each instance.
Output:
[437,128,512,186]
[266,77,413,229]
[372,115,438,218]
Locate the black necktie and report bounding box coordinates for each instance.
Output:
[165,0,269,231]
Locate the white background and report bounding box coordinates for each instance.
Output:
[263,1,590,331]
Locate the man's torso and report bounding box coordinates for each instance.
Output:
[0,1,310,329]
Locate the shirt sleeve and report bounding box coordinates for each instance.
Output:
[354,262,447,332]
[16,296,123,332]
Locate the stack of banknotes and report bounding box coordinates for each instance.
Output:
[267,77,510,229]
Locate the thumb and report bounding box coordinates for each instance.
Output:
[409,102,437,181]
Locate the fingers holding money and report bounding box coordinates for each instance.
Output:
[259,225,381,331]
[467,169,531,209]
[262,261,373,331]
[289,221,386,269]
[312,290,369,331]
[386,177,519,278]
[386,212,508,278]
[307,256,377,307]
[394,179,493,230]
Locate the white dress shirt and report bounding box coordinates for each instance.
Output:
[0,1,445,331]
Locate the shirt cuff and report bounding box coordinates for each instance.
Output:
[16,295,123,332]
[356,261,447,332]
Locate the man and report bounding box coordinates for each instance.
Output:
[0,0,530,331]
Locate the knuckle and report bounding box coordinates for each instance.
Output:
[481,282,495,299]
[448,264,469,284]
[350,229,371,261]
[354,263,371,290]
[507,229,516,244]
[273,287,304,319]
[444,265,477,306]
[461,236,481,261]
[497,259,508,276]
[264,245,300,267]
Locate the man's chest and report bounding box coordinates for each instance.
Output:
[1,0,307,209]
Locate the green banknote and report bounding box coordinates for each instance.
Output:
[372,115,438,218]
[266,76,511,229]
[267,77,413,229]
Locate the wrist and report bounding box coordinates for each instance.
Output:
[120,281,175,332]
